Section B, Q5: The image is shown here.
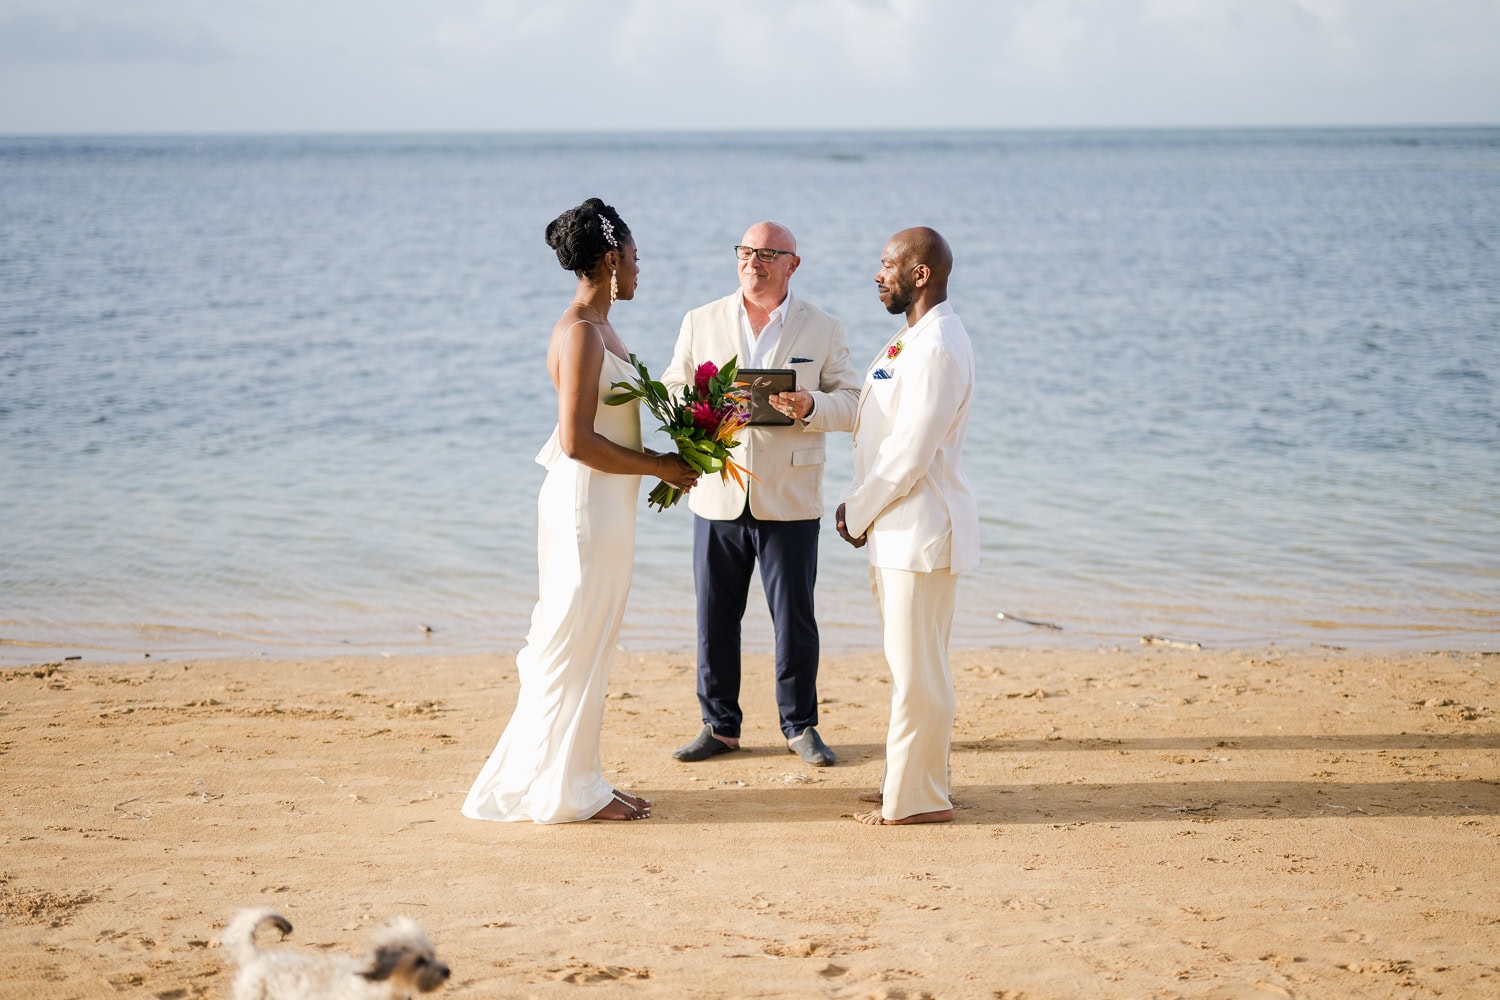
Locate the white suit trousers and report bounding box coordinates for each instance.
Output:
[870,565,958,820]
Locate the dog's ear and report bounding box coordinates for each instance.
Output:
[360,945,407,981]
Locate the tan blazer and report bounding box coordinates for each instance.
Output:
[664,292,861,521]
[842,302,980,574]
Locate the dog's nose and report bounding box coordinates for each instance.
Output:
[437,963,450,979]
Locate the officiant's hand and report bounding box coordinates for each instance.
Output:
[835,503,866,548]
[771,389,813,420]
[653,452,701,492]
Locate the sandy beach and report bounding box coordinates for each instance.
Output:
[2,645,1497,998]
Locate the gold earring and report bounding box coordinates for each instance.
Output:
[610,268,618,302]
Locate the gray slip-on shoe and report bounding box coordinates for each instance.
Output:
[672,724,739,762]
[787,727,835,766]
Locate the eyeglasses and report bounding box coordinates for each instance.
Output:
[734,245,796,263]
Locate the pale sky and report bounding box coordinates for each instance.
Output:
[2,0,1497,134]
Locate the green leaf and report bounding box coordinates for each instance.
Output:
[681,448,714,473]
[605,381,641,405]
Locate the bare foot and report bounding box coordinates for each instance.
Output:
[853,808,954,826]
[591,790,651,821]
[614,789,652,813]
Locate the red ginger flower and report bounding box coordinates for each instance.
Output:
[694,361,718,397]
[688,401,719,432]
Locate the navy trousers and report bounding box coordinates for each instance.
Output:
[693,510,821,740]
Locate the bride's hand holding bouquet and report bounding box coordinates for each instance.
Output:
[608,355,754,511]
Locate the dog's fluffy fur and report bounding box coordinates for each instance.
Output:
[221,907,450,999]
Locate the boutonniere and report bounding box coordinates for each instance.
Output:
[886,340,904,360]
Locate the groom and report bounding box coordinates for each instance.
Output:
[664,221,861,766]
[836,227,978,825]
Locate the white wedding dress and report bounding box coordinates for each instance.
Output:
[462,347,642,823]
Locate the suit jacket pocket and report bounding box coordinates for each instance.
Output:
[791,447,826,467]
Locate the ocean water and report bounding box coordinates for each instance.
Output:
[2,128,1497,664]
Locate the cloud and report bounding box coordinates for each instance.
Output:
[606,0,926,84]
[435,0,578,54]
[775,0,929,83]
[1006,0,1088,79]
[0,11,227,64]
[418,0,1500,128]
[0,0,1496,132]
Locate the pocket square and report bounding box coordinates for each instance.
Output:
[789,357,813,364]
[872,369,892,380]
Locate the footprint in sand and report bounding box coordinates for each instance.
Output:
[555,962,650,984]
[0,884,96,927]
[763,939,835,958]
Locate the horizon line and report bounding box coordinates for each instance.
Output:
[3,121,1498,140]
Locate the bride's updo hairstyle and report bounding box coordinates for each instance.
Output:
[545,198,631,277]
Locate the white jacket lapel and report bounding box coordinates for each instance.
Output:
[768,299,807,369]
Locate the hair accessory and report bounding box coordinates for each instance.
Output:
[599,215,618,248]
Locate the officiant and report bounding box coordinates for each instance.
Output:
[662,221,861,767]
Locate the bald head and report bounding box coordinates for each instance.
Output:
[743,221,797,254]
[875,226,953,323]
[891,227,952,289]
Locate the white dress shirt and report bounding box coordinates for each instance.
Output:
[738,291,792,369]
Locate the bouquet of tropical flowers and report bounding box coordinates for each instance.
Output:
[607,354,754,511]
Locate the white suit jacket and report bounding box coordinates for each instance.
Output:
[842,301,980,574]
[664,292,861,521]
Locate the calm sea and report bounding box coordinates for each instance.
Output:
[2,128,1497,664]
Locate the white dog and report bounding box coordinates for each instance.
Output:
[221,907,450,999]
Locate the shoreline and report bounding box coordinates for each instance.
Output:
[3,607,1495,670]
[3,646,1497,998]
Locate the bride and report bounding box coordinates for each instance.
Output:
[462,198,698,823]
